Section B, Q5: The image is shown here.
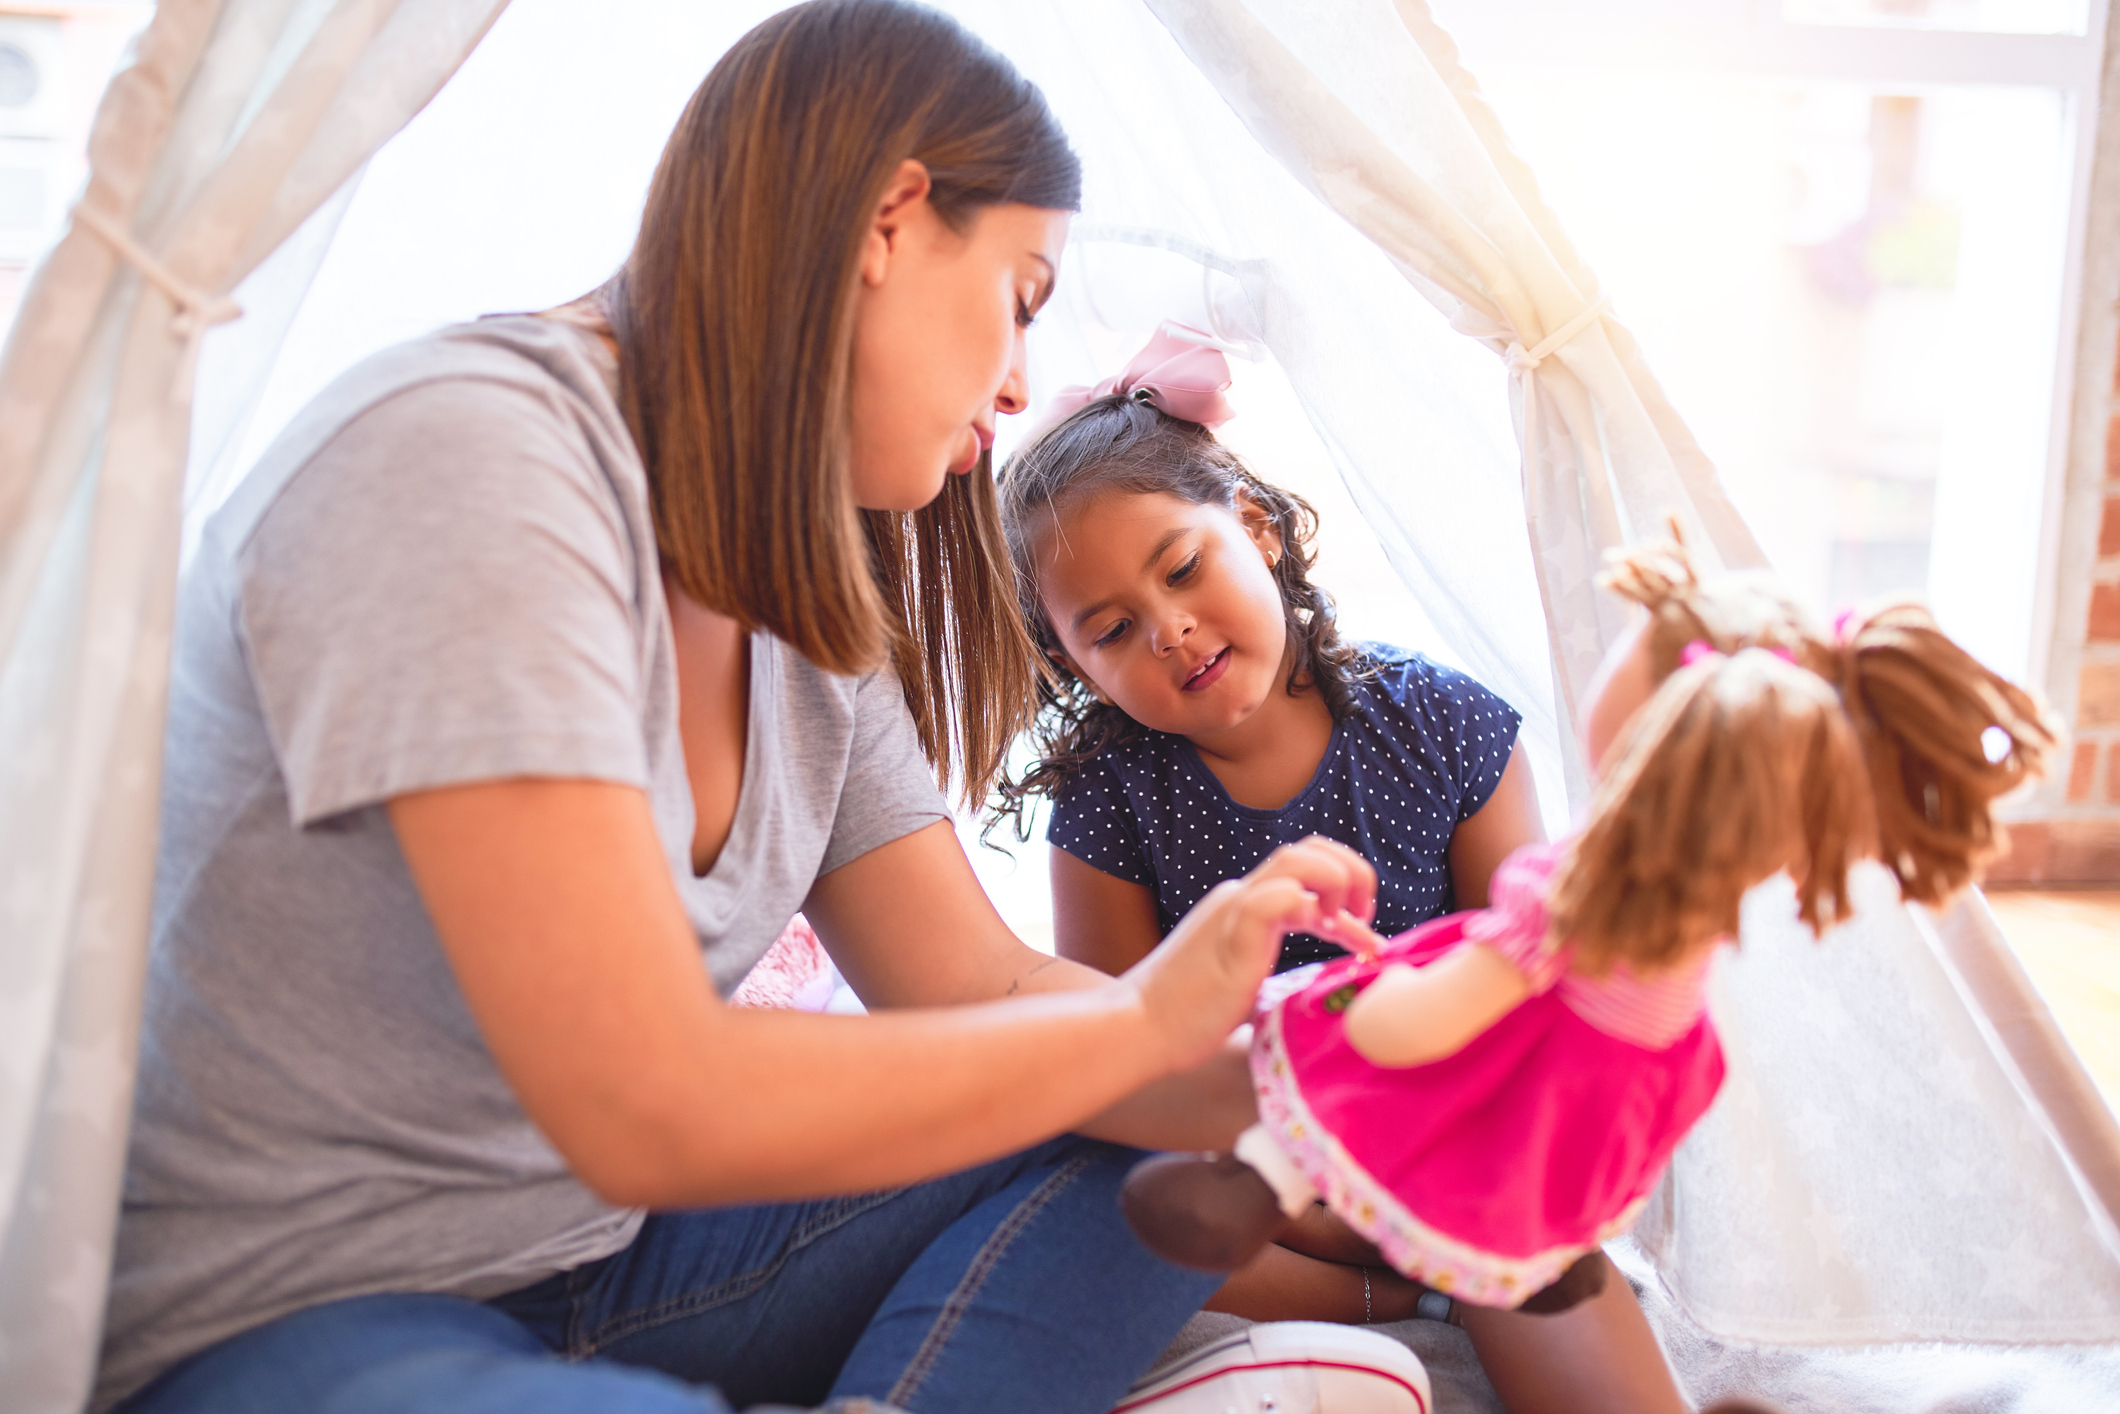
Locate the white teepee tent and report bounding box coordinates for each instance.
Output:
[2,1,2115,1410]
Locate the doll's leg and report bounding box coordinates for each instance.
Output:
[1120,1126,1314,1273]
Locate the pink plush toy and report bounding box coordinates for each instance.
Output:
[729,915,839,1011]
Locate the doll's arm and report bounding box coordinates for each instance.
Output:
[1342,945,1530,1068]
[1578,613,1656,776]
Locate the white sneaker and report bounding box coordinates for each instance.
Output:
[1113,1322,1432,1414]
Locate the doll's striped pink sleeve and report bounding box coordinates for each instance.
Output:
[1460,841,1572,994]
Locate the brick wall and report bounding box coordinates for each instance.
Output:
[1992,345,2120,884]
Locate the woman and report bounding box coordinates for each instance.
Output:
[95,5,1383,1413]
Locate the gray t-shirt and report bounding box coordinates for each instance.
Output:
[96,316,950,1410]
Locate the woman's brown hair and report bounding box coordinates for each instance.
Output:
[602,0,1078,803]
[1549,650,1877,976]
[1601,528,2062,907]
[988,395,1370,838]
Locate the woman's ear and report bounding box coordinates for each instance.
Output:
[1235,492,1284,569]
[860,158,934,288]
[1049,649,1114,706]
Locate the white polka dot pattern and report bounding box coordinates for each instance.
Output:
[1048,648,1521,972]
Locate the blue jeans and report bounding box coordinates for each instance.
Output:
[116,1137,1219,1414]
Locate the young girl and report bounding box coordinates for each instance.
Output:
[1115,531,2060,1315]
[995,326,1544,980]
[996,332,1692,1413]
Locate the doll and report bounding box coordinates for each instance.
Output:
[1120,534,2060,1313]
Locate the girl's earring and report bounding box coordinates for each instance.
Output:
[1266,549,1280,569]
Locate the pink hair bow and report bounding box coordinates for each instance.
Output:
[1030,322,1236,436]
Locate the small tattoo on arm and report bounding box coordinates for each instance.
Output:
[1008,957,1061,997]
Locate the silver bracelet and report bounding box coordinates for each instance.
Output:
[1362,1266,1373,1323]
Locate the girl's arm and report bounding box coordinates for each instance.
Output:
[389,781,1369,1209]
[1051,847,1165,975]
[1341,945,1529,1068]
[1447,739,1545,909]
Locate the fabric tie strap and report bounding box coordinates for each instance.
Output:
[1029,321,1237,437]
[1505,295,1613,374]
[72,203,243,400]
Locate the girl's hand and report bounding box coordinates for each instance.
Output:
[1127,838,1379,1071]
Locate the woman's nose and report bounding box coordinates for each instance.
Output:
[994,334,1030,416]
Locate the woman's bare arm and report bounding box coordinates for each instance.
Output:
[389,780,1366,1210]
[804,820,1338,1153]
[1447,740,1545,909]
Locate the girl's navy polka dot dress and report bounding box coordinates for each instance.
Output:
[1047,647,1522,972]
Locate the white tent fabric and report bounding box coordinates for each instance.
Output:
[1145,0,1769,802]
[1116,0,2120,1347]
[0,3,505,1409]
[1638,874,2120,1344]
[3,0,2118,1408]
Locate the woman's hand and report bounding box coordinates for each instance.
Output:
[1126,836,1377,1072]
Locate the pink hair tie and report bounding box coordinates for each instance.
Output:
[1832,609,1862,644]
[1029,322,1236,437]
[1681,639,1797,668]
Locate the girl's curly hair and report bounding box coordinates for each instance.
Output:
[987,393,1368,839]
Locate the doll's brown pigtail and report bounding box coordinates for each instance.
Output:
[1549,649,1877,976]
[1833,604,2061,907]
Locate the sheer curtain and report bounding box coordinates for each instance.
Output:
[0,3,506,1409]
[5,5,2117,1409]
[1125,0,2120,1343]
[1145,0,1768,803]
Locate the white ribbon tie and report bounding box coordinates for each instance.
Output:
[72,203,243,400]
[1504,294,1613,374]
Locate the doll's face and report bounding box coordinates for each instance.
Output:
[1033,489,1290,741]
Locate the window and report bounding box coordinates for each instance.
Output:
[0,5,150,329]
[1430,0,2108,681]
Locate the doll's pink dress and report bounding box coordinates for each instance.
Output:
[1249,841,1727,1308]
